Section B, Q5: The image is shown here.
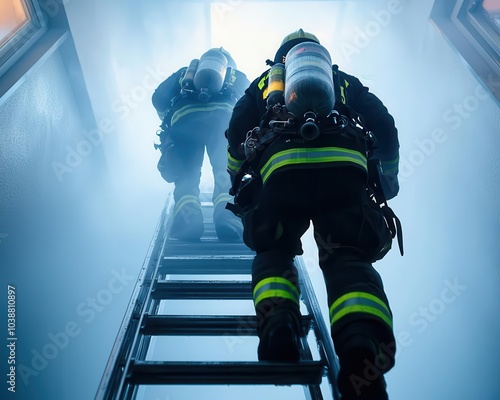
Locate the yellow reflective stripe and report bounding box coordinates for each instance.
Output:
[171,103,234,126]
[258,72,270,99]
[227,152,244,172]
[254,277,300,297]
[253,277,300,306]
[254,290,299,306]
[213,193,232,208]
[260,147,367,184]
[340,87,346,104]
[338,79,350,104]
[257,72,269,90]
[381,157,399,173]
[173,195,201,217]
[329,292,392,328]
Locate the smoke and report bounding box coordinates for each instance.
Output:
[2,1,498,399]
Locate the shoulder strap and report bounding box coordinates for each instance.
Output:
[332,65,358,122]
[332,64,344,105]
[229,127,280,195]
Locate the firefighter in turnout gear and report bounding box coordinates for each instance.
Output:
[152,48,249,241]
[226,29,402,400]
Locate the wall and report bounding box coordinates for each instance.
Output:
[0,23,162,400]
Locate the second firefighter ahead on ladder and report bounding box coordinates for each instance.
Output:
[226,29,403,400]
[152,47,249,241]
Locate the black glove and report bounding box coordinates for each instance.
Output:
[380,171,399,200]
[234,174,262,212]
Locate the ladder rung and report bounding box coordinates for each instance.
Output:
[163,239,254,257]
[128,360,325,385]
[143,315,257,336]
[161,255,253,275]
[152,280,252,300]
[141,315,313,336]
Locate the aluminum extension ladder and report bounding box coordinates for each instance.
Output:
[96,193,341,400]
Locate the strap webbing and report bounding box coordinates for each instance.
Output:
[368,159,404,256]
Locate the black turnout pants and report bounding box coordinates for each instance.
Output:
[244,167,396,366]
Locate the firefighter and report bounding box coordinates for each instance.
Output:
[226,30,402,399]
[152,48,249,240]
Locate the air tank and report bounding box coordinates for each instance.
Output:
[284,42,335,118]
[193,48,228,99]
[266,63,285,107]
[181,58,199,91]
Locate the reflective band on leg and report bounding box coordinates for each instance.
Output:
[174,195,201,217]
[381,157,399,174]
[253,277,300,307]
[214,193,233,209]
[329,292,392,328]
[227,152,244,174]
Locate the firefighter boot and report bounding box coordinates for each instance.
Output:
[257,309,301,362]
[213,201,243,241]
[170,196,204,241]
[336,335,389,400]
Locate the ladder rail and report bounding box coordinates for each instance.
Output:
[296,256,341,400]
[114,229,171,398]
[299,328,325,400]
[96,194,174,400]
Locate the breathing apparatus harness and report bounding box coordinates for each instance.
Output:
[154,61,242,153]
[228,63,403,255]
[230,63,373,192]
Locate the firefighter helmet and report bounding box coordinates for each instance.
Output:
[274,29,320,63]
[220,47,237,70]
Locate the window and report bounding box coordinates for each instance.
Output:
[481,0,500,32]
[0,0,46,74]
[0,0,29,45]
[430,0,500,103]
[466,0,500,61]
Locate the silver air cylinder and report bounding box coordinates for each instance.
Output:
[284,42,335,118]
[193,49,228,101]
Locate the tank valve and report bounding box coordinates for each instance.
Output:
[300,111,320,140]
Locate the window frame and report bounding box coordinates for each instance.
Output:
[0,0,47,76]
[430,0,500,104]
